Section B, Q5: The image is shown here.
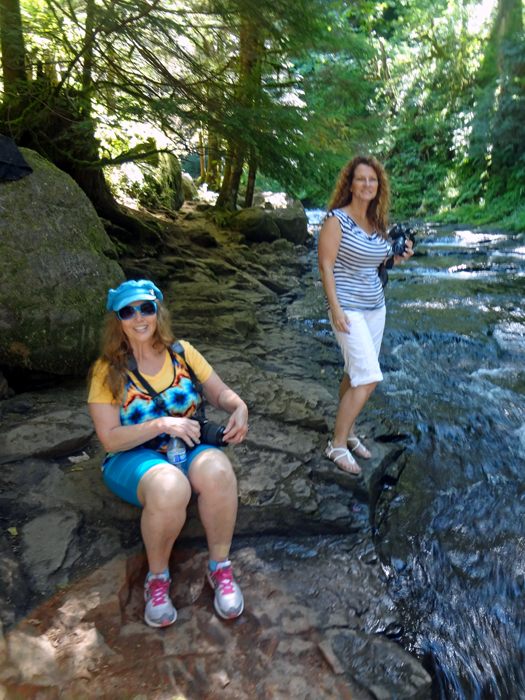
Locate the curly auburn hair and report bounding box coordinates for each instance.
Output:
[327,155,390,238]
[87,301,175,402]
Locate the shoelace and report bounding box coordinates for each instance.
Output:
[213,566,235,595]
[148,578,169,607]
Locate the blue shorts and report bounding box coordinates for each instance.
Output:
[102,444,220,507]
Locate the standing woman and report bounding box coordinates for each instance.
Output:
[318,156,413,474]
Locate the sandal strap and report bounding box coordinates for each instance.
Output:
[348,437,363,453]
[326,441,356,465]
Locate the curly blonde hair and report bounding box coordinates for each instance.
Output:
[88,302,175,402]
[327,155,390,238]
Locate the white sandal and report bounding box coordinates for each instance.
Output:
[325,440,361,475]
[347,436,371,460]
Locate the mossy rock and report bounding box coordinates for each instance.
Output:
[137,152,184,212]
[0,148,125,375]
[267,207,308,245]
[181,174,198,201]
[231,208,281,243]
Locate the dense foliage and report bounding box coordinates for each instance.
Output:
[1,0,524,223]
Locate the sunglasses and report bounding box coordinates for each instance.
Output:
[117,301,157,321]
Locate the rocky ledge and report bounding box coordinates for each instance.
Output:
[0,204,431,699]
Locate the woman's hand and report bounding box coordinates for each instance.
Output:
[201,371,249,444]
[331,306,351,334]
[393,239,414,265]
[222,403,249,444]
[160,416,201,447]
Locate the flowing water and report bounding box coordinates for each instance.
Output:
[302,213,525,699]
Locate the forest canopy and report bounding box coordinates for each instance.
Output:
[1,0,524,226]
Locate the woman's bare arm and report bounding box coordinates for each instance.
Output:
[202,371,248,444]
[318,217,351,333]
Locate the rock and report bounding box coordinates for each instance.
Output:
[0,148,125,375]
[3,399,33,414]
[0,529,29,629]
[327,629,432,699]
[0,620,7,664]
[137,152,184,212]
[156,152,184,211]
[0,373,12,400]
[7,631,59,685]
[102,219,162,252]
[21,510,81,593]
[267,206,309,245]
[232,208,281,243]
[181,173,198,201]
[0,408,95,464]
[1,536,417,699]
[252,191,302,210]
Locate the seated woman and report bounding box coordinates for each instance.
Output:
[88,279,248,628]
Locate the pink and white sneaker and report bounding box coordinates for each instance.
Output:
[144,573,177,628]
[207,560,244,619]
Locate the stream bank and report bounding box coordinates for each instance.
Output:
[0,204,430,699]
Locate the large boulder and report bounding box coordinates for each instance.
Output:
[137,152,184,211]
[268,206,308,245]
[181,173,198,201]
[139,152,184,211]
[232,208,281,243]
[0,148,125,375]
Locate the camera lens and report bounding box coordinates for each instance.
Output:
[392,237,406,255]
[201,421,226,447]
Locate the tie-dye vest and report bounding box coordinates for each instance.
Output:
[104,349,199,464]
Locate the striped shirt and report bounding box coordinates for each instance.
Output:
[325,209,391,312]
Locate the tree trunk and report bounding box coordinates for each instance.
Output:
[216,145,235,208]
[81,0,95,117]
[229,149,244,209]
[0,0,27,105]
[244,153,257,207]
[216,138,223,186]
[68,161,160,245]
[198,132,206,181]
[496,0,523,39]
[215,20,260,211]
[495,0,523,73]
[205,131,220,191]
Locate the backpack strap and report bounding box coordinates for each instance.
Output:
[170,341,206,419]
[170,341,203,398]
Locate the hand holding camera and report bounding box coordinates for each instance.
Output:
[190,414,228,447]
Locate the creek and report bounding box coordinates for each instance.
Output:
[302,213,525,700]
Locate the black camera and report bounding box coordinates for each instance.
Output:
[389,223,415,256]
[191,414,227,447]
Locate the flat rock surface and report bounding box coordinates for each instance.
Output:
[0,408,94,464]
[0,536,430,699]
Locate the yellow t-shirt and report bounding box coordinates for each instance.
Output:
[88,340,213,404]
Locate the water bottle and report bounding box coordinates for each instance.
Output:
[166,436,186,467]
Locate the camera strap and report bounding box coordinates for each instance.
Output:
[377,256,395,289]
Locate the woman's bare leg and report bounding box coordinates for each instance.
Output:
[339,374,372,459]
[328,381,377,472]
[137,464,192,574]
[188,449,238,562]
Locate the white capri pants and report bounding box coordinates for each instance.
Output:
[328,306,386,387]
